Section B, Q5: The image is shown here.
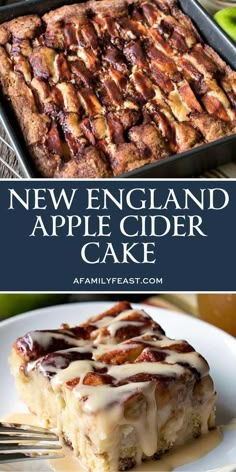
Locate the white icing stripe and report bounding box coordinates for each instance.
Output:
[166,352,209,376]
[107,362,185,381]
[51,359,186,394]
[108,321,144,337]
[52,360,96,391]
[30,309,209,396]
[132,335,183,347]
[51,353,208,398]
[94,342,141,359]
[92,309,149,328]
[75,382,147,411]
[26,346,93,375]
[92,316,115,328]
[29,331,88,349]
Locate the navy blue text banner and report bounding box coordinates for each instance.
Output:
[0,179,235,292]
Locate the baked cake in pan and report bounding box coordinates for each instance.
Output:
[0,0,235,178]
[10,301,216,471]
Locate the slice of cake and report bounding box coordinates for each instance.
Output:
[9,301,216,471]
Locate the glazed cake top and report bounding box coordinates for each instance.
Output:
[14,301,210,412]
[0,0,235,177]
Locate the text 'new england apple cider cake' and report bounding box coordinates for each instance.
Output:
[10,302,216,471]
[0,0,236,177]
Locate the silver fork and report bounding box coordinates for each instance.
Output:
[0,422,64,463]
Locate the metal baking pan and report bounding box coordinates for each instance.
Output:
[0,0,235,178]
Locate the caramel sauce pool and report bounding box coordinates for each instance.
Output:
[1,413,226,472]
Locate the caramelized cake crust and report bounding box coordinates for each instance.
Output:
[10,301,216,471]
[0,0,235,177]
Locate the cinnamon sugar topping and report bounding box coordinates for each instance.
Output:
[0,0,235,177]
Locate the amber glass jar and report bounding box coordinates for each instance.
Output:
[198,294,236,336]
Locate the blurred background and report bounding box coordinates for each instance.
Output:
[0,293,235,336]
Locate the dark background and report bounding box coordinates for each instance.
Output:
[0,180,235,292]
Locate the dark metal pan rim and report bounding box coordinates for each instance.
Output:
[0,0,235,178]
[1,99,235,179]
[121,133,236,178]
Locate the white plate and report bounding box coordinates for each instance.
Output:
[0,302,236,472]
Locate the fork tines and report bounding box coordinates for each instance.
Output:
[0,422,58,437]
[0,422,63,463]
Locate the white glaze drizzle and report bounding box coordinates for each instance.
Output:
[27,331,89,350]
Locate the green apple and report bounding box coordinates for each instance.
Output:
[0,294,68,319]
[214,7,236,42]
